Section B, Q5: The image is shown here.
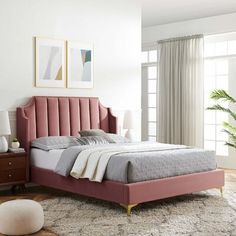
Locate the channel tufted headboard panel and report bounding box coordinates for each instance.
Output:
[16,96,118,151]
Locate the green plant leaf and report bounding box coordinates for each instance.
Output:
[222,129,236,142]
[223,121,236,134]
[207,104,236,120]
[207,89,236,150]
[225,142,236,148]
[210,89,236,103]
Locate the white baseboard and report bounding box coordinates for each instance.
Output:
[217,156,236,170]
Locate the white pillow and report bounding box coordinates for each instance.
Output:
[107,133,130,143]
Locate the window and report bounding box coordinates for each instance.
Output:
[204,33,236,156]
[141,49,159,141]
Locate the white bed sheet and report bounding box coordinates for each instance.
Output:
[30,148,64,171]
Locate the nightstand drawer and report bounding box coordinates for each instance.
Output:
[0,169,26,184]
[0,157,26,170]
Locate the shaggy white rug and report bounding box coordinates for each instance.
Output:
[41,190,236,236]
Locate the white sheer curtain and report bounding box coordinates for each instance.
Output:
[157,35,204,147]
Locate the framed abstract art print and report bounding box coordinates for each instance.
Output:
[35,38,66,88]
[67,41,93,88]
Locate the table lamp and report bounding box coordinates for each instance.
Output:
[123,110,134,141]
[0,111,11,153]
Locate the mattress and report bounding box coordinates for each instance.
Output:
[30,148,64,171]
[54,143,217,183]
[106,147,217,183]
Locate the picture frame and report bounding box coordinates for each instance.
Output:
[35,37,66,88]
[67,41,93,88]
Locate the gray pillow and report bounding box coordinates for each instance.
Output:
[79,129,106,137]
[107,133,130,143]
[79,129,115,143]
[31,136,78,151]
[76,136,110,145]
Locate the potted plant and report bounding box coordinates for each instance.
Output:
[207,89,236,148]
[11,138,20,149]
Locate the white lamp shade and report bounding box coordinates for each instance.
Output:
[123,110,134,129]
[0,111,11,135]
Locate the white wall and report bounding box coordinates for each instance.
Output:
[142,12,236,44]
[142,12,236,169]
[0,0,141,140]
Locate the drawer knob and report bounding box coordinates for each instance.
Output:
[8,174,12,178]
[8,162,12,166]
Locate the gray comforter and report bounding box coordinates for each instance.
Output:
[55,142,217,183]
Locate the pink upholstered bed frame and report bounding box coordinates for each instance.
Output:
[17,96,225,215]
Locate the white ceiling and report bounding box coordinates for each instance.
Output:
[142,0,236,27]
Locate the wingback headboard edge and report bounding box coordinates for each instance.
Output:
[16,96,118,152]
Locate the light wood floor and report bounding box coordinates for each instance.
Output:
[0,169,235,236]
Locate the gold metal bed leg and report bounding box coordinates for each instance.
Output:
[120,203,138,216]
[219,186,224,197]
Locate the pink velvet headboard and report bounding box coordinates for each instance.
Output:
[16,96,118,152]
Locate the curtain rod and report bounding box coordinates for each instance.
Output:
[158,34,203,44]
[143,30,236,48]
[204,30,236,37]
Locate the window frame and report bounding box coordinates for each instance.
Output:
[141,48,159,141]
[203,33,236,156]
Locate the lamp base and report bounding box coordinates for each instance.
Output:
[125,129,133,141]
[0,136,8,153]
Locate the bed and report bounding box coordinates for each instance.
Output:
[17,96,225,215]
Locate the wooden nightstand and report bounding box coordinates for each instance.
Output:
[0,152,29,190]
